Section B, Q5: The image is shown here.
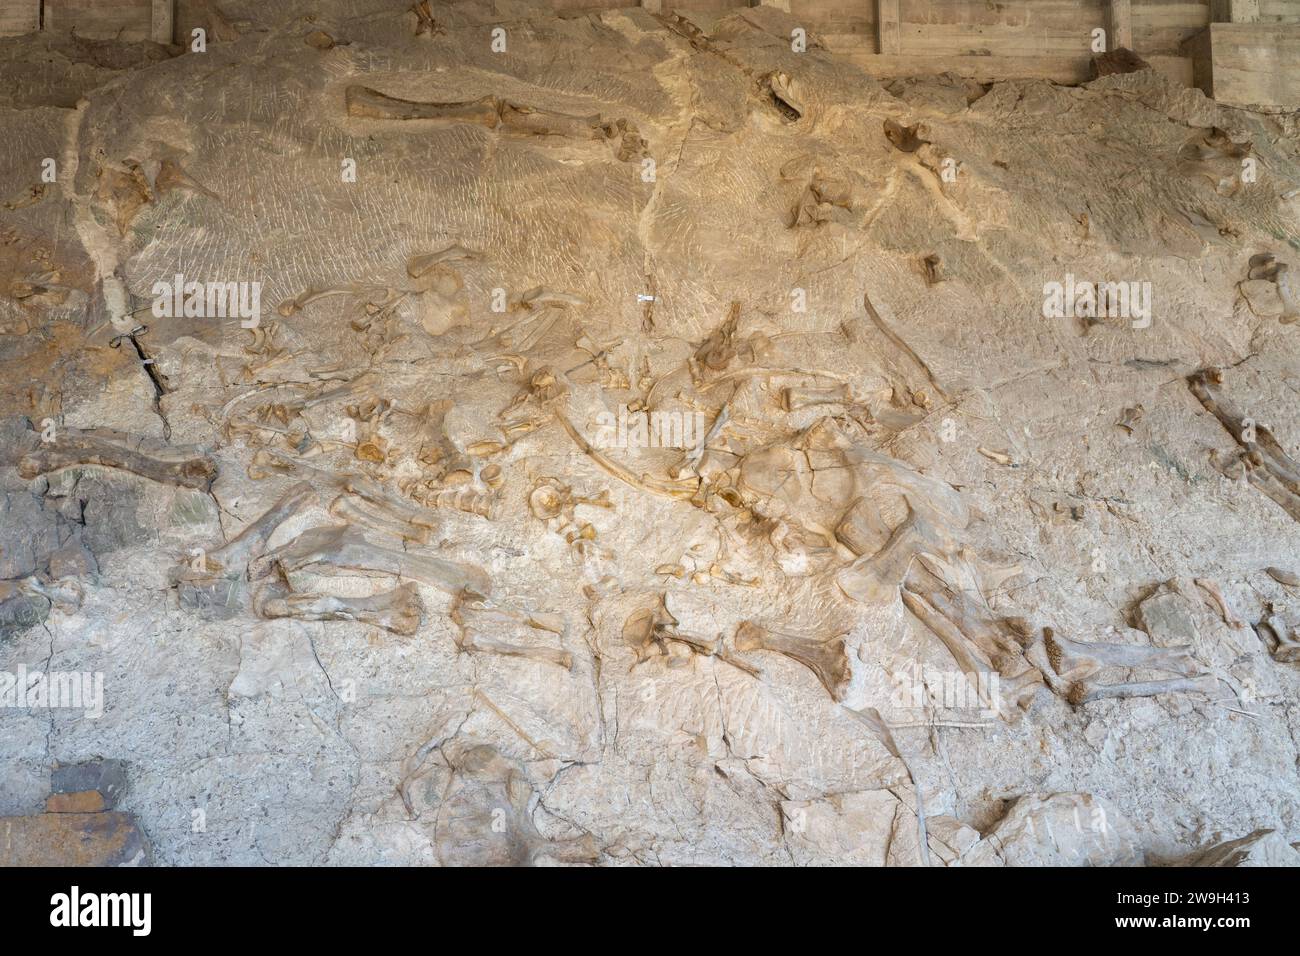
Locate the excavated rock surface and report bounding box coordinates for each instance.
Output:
[1,0,1299,866]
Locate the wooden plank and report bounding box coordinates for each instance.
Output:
[152,0,174,44]
[877,0,901,54]
[1199,21,1300,106]
[1108,0,1133,49]
[1133,1,1211,55]
[45,0,153,40]
[0,0,40,37]
[1259,0,1300,20]
[1211,0,1262,21]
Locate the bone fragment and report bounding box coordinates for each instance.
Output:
[1265,567,1300,587]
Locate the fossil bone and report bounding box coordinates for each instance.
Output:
[1265,567,1300,587]
[1045,628,1200,681]
[250,524,490,597]
[20,428,217,491]
[256,580,424,635]
[1256,613,1300,663]
[198,482,317,575]
[1193,578,1246,629]
[1068,674,1220,705]
[733,620,851,701]
[1189,368,1300,521]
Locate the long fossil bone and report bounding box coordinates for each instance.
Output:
[1068,674,1220,705]
[256,580,425,636]
[203,482,316,575]
[1044,628,1200,680]
[250,524,490,597]
[20,428,217,491]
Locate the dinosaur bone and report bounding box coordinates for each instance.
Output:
[621,598,759,676]
[1044,628,1200,681]
[1255,612,1300,663]
[346,85,501,124]
[1068,674,1219,705]
[329,494,432,544]
[837,499,953,605]
[20,428,217,491]
[255,580,424,636]
[733,620,851,701]
[202,482,316,575]
[407,243,478,278]
[899,569,1044,716]
[249,524,490,597]
[1194,578,1246,629]
[456,631,573,670]
[346,86,615,144]
[1188,368,1300,521]
[1266,567,1300,587]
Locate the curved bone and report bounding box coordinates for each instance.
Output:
[250,524,490,597]
[733,620,850,701]
[256,581,424,635]
[20,428,217,491]
[203,482,316,574]
[346,85,501,125]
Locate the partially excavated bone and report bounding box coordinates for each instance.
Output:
[1189,368,1300,521]
[256,580,425,636]
[1045,628,1199,680]
[250,524,490,597]
[204,482,316,575]
[733,620,851,701]
[20,428,217,491]
[1068,674,1220,705]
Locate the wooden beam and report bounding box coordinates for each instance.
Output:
[1210,0,1261,22]
[1108,0,1133,51]
[151,0,173,44]
[0,0,40,36]
[876,0,900,55]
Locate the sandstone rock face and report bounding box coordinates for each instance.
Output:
[1,0,1298,865]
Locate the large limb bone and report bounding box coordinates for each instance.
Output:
[733,620,850,701]
[1069,674,1219,705]
[900,564,1044,715]
[202,482,316,574]
[256,581,424,636]
[250,524,490,597]
[1045,628,1200,680]
[247,449,444,533]
[20,428,216,491]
